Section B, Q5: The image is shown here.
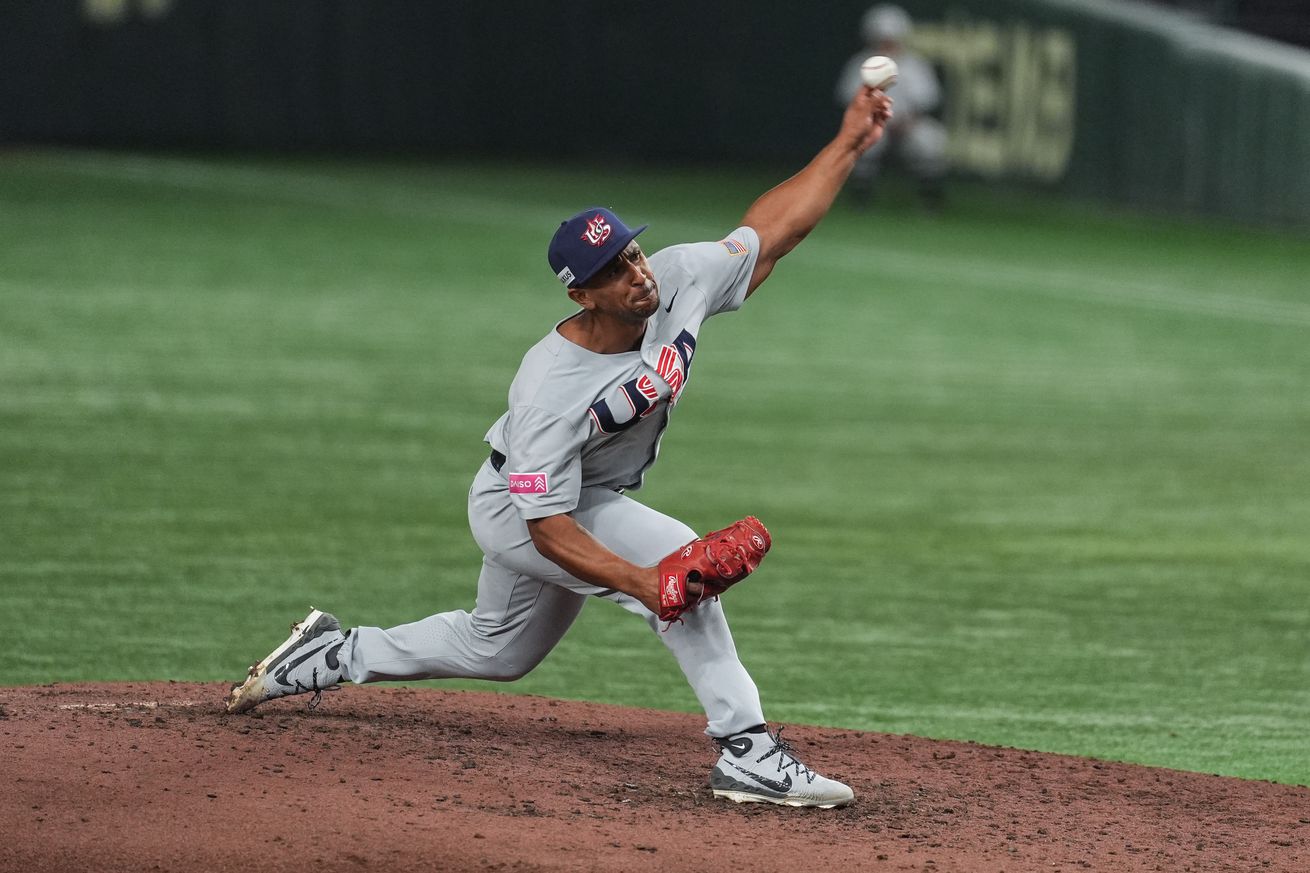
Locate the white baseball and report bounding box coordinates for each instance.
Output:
[860,55,898,91]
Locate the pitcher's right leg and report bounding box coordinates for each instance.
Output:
[342,556,586,684]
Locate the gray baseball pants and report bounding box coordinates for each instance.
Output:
[338,459,766,738]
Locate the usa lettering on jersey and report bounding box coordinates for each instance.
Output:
[655,343,685,399]
[588,329,697,435]
[635,374,659,403]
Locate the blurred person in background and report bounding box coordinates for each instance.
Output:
[836,3,949,210]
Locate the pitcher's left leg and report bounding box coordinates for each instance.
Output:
[602,590,764,738]
[575,489,854,807]
[573,489,765,736]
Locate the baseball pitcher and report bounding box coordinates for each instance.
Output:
[227,84,894,809]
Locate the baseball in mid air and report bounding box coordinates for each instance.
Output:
[859,55,899,91]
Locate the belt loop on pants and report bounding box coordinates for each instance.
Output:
[489,449,506,472]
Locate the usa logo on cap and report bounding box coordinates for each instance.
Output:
[547,207,648,288]
[581,214,612,247]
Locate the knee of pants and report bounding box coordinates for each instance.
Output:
[478,652,541,682]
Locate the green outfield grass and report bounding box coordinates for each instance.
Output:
[2,150,1308,784]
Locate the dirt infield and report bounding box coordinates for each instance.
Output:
[2,683,1306,872]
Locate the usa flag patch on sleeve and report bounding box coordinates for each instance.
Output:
[719,238,749,256]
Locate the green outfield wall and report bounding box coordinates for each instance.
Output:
[2,0,1307,224]
[900,0,1310,225]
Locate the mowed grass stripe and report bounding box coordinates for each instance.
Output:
[17,150,1310,325]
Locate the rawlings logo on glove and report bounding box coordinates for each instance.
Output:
[657,516,771,624]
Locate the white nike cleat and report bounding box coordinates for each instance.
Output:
[710,726,855,808]
[225,609,349,714]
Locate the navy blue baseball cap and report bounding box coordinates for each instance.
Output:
[547,207,648,288]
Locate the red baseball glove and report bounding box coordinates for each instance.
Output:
[657,516,771,624]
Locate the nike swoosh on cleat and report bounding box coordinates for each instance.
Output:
[323,639,344,670]
[724,760,792,794]
[719,736,753,757]
[272,642,332,686]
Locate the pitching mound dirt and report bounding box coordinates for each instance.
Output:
[2,683,1306,872]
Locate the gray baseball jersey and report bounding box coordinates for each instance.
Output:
[484,226,761,520]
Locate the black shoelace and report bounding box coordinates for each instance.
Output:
[293,667,340,711]
[755,728,818,785]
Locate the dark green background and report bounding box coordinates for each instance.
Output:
[4,0,1309,223]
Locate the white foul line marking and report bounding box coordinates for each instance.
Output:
[57,700,200,711]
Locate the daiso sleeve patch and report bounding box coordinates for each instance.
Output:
[508,472,549,494]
